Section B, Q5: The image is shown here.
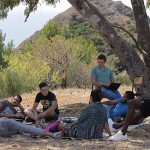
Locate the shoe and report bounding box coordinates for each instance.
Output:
[108,118,116,132]
[113,122,124,129]
[108,130,127,141]
[52,131,63,139]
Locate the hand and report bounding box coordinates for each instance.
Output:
[15,114,25,119]
[100,82,110,87]
[38,112,45,120]
[104,83,111,87]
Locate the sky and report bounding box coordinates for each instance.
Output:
[0,0,71,47]
[0,0,150,47]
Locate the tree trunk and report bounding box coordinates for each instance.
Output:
[67,0,150,97]
[131,0,150,77]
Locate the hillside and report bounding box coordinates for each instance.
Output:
[15,0,134,51]
[53,0,133,24]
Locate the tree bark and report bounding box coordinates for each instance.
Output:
[67,0,150,97]
[131,0,150,77]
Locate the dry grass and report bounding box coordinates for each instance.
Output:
[0,87,150,150]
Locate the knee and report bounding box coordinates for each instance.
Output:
[128,100,136,108]
[24,109,31,114]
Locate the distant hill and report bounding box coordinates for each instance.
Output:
[15,0,133,51]
[53,0,133,24]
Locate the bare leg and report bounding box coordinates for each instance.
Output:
[57,122,66,131]
[104,121,111,136]
[24,109,39,121]
[38,110,58,120]
[121,99,142,135]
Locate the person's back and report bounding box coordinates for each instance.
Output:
[65,88,110,139]
[71,102,107,139]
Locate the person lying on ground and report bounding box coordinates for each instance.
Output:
[101,91,135,120]
[0,95,25,119]
[0,117,62,138]
[24,82,59,122]
[44,88,111,139]
[108,97,150,141]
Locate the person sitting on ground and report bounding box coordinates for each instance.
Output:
[108,97,150,141]
[0,117,62,138]
[101,91,135,121]
[46,88,111,139]
[91,54,121,100]
[0,95,25,119]
[24,82,59,122]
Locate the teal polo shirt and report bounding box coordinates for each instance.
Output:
[91,65,114,83]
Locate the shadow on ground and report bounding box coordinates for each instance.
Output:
[0,102,150,150]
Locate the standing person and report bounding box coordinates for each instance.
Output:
[91,54,121,100]
[24,82,59,122]
[0,95,25,119]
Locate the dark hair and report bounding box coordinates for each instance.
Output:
[125,91,135,100]
[39,82,48,89]
[97,54,106,62]
[90,88,102,102]
[16,95,22,103]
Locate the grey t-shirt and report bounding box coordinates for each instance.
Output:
[0,99,17,114]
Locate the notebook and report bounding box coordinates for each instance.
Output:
[105,83,121,91]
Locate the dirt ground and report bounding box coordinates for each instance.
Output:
[0,87,150,150]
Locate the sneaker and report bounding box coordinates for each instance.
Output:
[108,118,116,132]
[52,131,63,139]
[113,122,124,129]
[108,130,127,141]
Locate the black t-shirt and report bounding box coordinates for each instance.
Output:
[35,91,59,115]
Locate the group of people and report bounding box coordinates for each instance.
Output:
[0,54,150,141]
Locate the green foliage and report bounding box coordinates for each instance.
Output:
[115,72,132,86]
[29,34,97,88]
[40,21,60,39]
[0,30,14,70]
[0,50,50,98]
[0,30,5,52]
[0,0,60,21]
[0,68,36,98]
[146,0,150,7]
[0,0,20,19]
[0,15,135,98]
[4,40,14,55]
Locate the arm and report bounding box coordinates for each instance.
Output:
[101,99,117,105]
[91,76,110,87]
[0,102,3,110]
[45,100,58,114]
[0,113,24,119]
[40,100,58,115]
[110,70,115,83]
[18,103,25,114]
[32,102,39,110]
[104,121,112,136]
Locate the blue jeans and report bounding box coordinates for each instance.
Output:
[0,118,46,137]
[101,87,122,100]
